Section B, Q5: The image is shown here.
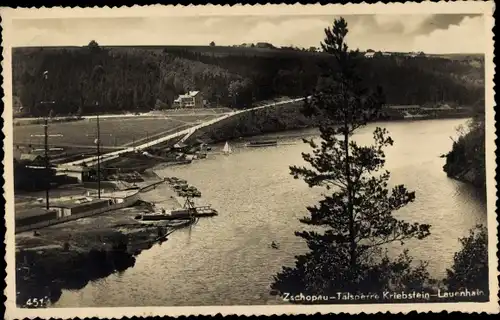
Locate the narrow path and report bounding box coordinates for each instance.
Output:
[60,97,307,168]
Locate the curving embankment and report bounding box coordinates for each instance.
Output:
[187,100,313,144]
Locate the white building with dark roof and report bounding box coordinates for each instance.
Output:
[173,91,204,108]
[364,52,376,59]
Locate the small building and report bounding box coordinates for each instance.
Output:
[255,42,275,49]
[16,208,58,227]
[55,165,90,183]
[364,52,376,59]
[382,52,392,57]
[20,153,45,165]
[50,198,111,217]
[173,91,203,109]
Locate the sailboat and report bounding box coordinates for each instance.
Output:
[222,141,232,155]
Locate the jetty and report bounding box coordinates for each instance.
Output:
[135,176,218,222]
[137,206,217,221]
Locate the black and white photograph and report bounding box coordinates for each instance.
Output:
[2,2,497,318]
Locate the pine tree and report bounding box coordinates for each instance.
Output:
[87,40,101,53]
[271,17,432,299]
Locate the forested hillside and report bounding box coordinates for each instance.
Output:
[12,43,484,117]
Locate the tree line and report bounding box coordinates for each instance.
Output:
[13,41,484,117]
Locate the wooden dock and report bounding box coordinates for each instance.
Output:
[138,206,217,221]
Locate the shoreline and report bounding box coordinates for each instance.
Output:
[14,175,200,307]
[189,115,474,146]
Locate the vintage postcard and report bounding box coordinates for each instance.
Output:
[1,1,497,318]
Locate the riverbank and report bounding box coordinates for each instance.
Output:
[14,174,205,307]
[187,103,476,146]
[15,202,176,306]
[443,117,486,191]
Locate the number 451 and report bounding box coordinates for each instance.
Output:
[25,297,49,308]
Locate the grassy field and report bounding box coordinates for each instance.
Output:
[13,114,218,149]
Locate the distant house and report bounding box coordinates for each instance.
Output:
[173,91,204,108]
[382,52,392,57]
[364,52,376,59]
[256,42,275,49]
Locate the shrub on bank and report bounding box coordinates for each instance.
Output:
[444,225,489,297]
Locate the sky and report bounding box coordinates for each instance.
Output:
[12,14,485,54]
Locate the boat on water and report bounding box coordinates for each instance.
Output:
[246,140,278,147]
[136,205,218,221]
[165,177,187,184]
[222,141,232,155]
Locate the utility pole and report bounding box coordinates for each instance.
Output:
[31,120,63,210]
[44,119,49,210]
[92,64,105,199]
[96,105,101,199]
[42,69,50,209]
[37,70,61,210]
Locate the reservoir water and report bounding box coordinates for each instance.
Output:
[54,119,487,307]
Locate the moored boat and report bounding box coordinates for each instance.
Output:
[136,205,217,221]
[246,140,278,147]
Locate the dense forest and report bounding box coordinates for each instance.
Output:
[13,42,484,117]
